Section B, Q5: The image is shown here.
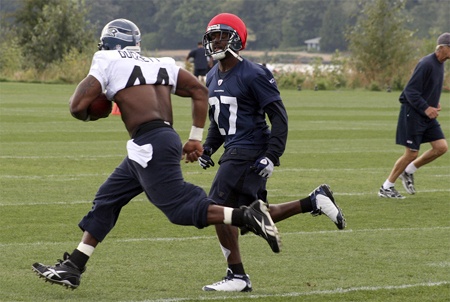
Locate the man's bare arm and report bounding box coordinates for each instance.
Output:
[175,68,208,129]
[69,75,103,121]
[175,68,209,162]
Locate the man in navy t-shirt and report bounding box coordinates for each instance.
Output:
[186,41,211,83]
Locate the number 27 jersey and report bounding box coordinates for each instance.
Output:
[205,59,281,150]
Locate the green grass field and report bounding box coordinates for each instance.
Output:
[0,82,449,302]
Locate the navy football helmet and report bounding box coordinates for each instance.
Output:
[98,19,141,52]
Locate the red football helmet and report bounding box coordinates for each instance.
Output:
[203,13,247,60]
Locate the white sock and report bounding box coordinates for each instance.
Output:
[223,207,233,224]
[383,180,395,189]
[405,163,417,174]
[77,242,95,257]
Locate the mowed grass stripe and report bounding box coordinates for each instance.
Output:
[1,83,449,301]
[1,226,450,248]
[1,187,449,207]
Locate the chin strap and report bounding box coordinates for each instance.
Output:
[211,47,243,62]
[227,48,243,61]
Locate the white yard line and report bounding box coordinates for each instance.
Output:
[1,226,449,248]
[130,281,450,302]
[2,185,449,207]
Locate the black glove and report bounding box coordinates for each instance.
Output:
[251,156,274,178]
[198,146,215,169]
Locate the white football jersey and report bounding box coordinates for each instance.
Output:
[88,50,180,100]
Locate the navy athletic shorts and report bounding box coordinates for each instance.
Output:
[396,103,445,151]
[208,147,267,208]
[194,68,208,77]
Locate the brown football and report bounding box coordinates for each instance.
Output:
[88,93,112,119]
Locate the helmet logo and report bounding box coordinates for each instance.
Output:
[104,28,117,37]
[99,19,141,52]
[218,79,223,86]
[207,24,220,31]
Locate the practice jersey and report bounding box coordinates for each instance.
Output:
[205,59,281,150]
[88,50,180,100]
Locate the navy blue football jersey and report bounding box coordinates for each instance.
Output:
[205,59,281,150]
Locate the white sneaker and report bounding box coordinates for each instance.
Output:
[378,186,405,199]
[399,171,415,194]
[202,269,252,292]
[309,184,346,230]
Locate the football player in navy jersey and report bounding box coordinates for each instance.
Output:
[199,13,346,292]
[31,18,283,290]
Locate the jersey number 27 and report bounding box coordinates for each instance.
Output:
[209,96,237,136]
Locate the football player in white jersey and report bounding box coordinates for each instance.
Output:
[31,18,282,290]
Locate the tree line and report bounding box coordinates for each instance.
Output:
[0,0,448,89]
[1,0,447,51]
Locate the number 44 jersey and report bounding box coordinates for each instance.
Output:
[88,50,180,100]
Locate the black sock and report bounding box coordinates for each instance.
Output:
[69,249,89,269]
[231,208,245,226]
[229,263,245,275]
[300,196,313,213]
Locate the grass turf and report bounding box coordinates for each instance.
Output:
[0,82,449,301]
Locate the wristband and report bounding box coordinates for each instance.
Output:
[189,126,203,141]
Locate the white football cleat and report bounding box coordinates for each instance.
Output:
[310,184,346,229]
[202,269,252,292]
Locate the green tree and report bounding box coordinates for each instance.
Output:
[15,0,95,70]
[347,0,414,87]
[280,0,328,50]
[406,0,449,38]
[319,0,348,52]
[171,0,220,49]
[225,0,283,50]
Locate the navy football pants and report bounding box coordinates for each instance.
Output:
[79,126,213,242]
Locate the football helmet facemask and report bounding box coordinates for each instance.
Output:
[203,13,247,61]
[98,19,141,53]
